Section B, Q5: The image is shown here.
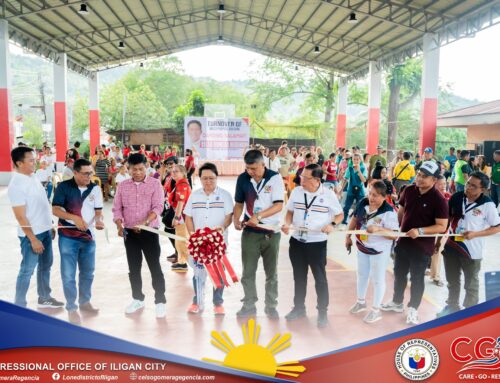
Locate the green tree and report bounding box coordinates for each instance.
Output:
[22,114,44,146]
[70,94,89,141]
[385,58,422,160]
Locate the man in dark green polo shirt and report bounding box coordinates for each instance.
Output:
[491,150,500,208]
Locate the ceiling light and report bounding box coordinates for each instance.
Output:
[348,12,358,24]
[295,65,298,70]
[217,4,226,14]
[217,35,224,45]
[140,62,144,67]
[78,3,89,15]
[118,41,125,50]
[314,46,320,54]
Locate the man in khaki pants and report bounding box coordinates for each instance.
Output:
[234,150,285,318]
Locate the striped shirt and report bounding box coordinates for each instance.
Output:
[112,176,164,229]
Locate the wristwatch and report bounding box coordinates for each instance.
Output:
[418,228,425,236]
[145,219,151,226]
[175,216,182,220]
[256,214,263,221]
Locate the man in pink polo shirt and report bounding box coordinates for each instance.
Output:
[112,153,166,318]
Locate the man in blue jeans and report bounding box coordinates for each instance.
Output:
[52,158,104,325]
[8,147,63,309]
[340,153,367,224]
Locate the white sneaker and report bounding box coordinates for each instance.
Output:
[155,303,166,318]
[125,299,145,314]
[406,307,419,325]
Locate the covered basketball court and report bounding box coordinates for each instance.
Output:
[1,0,500,363]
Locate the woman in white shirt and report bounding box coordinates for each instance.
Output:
[345,180,399,323]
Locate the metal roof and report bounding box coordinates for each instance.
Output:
[3,0,500,78]
[438,100,500,127]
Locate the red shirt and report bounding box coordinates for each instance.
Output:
[123,147,131,157]
[323,160,338,181]
[149,152,162,163]
[185,155,195,171]
[163,152,172,160]
[168,178,191,211]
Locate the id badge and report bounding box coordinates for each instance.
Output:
[298,226,307,243]
[360,234,368,241]
[455,235,464,242]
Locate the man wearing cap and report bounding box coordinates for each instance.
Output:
[415,147,436,172]
[382,161,448,325]
[369,145,387,177]
[453,150,472,193]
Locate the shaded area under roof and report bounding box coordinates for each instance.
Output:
[2,0,500,78]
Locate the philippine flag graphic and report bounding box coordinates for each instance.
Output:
[409,354,425,370]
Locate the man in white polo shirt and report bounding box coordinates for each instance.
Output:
[437,171,500,317]
[234,150,285,318]
[282,164,344,327]
[7,147,63,309]
[184,162,234,315]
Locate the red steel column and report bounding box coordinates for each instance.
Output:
[0,20,14,185]
[89,72,100,153]
[366,61,382,154]
[419,33,440,153]
[54,53,68,166]
[336,78,348,148]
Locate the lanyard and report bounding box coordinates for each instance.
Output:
[303,193,317,220]
[462,195,478,219]
[254,178,269,200]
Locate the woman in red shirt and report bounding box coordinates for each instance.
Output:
[149,145,162,163]
[163,146,173,160]
[170,164,191,272]
[184,149,195,188]
[323,152,339,191]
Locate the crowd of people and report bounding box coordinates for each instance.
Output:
[6,138,500,328]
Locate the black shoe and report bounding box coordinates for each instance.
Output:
[171,263,188,272]
[38,297,64,309]
[167,254,178,263]
[317,311,329,328]
[285,307,306,321]
[264,307,279,319]
[236,306,257,318]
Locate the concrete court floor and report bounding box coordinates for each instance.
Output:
[1,176,499,363]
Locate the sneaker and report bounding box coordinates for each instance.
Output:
[349,301,367,314]
[125,299,145,314]
[214,305,225,316]
[236,306,257,318]
[406,307,419,325]
[171,263,188,272]
[436,305,460,318]
[38,297,64,309]
[187,304,200,314]
[317,311,329,328]
[380,301,404,313]
[363,309,382,323]
[285,307,306,321]
[155,303,166,318]
[167,254,178,263]
[68,310,81,325]
[79,302,99,314]
[264,307,279,319]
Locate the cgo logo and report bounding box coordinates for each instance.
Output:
[450,336,500,372]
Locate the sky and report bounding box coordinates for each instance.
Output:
[174,23,500,102]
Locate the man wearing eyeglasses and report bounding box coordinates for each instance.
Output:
[437,172,500,317]
[183,162,234,315]
[52,158,105,325]
[282,164,344,328]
